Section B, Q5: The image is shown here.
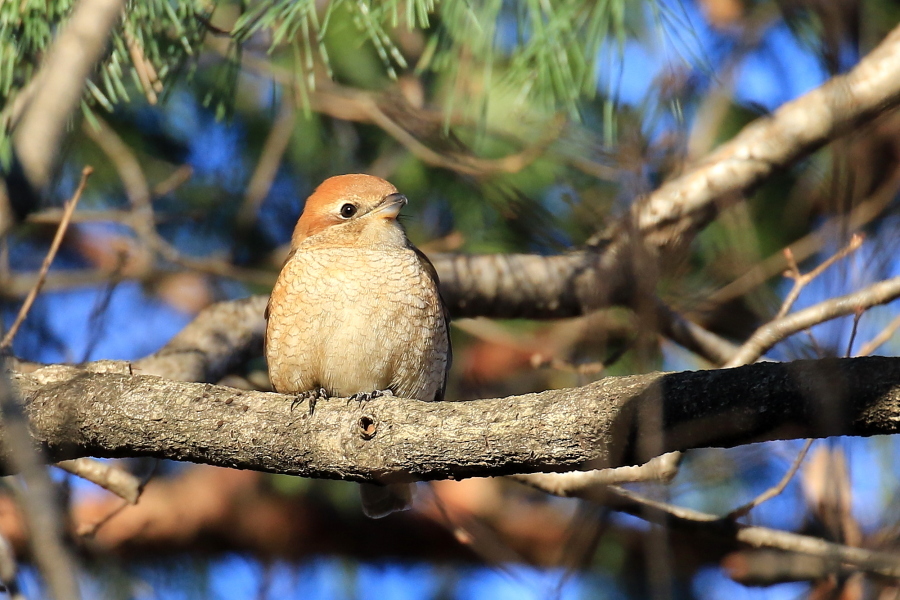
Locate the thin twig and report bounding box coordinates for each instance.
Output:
[514,468,900,578]
[0,167,93,351]
[725,275,900,367]
[846,309,864,358]
[603,485,900,578]
[237,98,297,228]
[123,29,158,105]
[856,314,900,356]
[776,234,864,319]
[727,439,814,520]
[708,164,900,307]
[510,453,682,495]
[75,460,157,538]
[55,458,142,504]
[151,165,193,197]
[26,209,145,225]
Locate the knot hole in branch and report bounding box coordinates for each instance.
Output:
[357,415,377,440]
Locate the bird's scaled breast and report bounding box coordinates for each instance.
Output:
[266,246,447,400]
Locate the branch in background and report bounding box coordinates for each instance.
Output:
[722,550,857,586]
[857,314,900,356]
[0,369,80,600]
[236,99,297,229]
[708,164,900,306]
[54,459,141,505]
[726,439,813,520]
[0,167,92,350]
[604,486,900,579]
[632,22,900,253]
[0,530,23,600]
[429,249,630,319]
[725,276,900,367]
[82,116,275,286]
[775,234,863,319]
[510,452,682,495]
[9,357,900,481]
[228,44,559,178]
[0,180,12,240]
[12,0,125,192]
[515,469,900,579]
[133,295,268,382]
[655,301,740,365]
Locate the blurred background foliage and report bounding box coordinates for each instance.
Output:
[2,0,900,598]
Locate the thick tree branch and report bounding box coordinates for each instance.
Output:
[132,295,267,382]
[429,22,900,325]
[0,369,79,600]
[12,0,125,191]
[8,357,900,481]
[429,249,630,319]
[633,22,900,250]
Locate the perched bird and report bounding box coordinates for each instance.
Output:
[265,174,451,518]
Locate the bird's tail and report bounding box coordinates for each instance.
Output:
[359,482,414,519]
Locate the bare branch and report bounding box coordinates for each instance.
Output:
[0,370,80,600]
[429,249,629,319]
[7,356,900,482]
[776,235,864,319]
[54,458,141,504]
[0,530,25,600]
[510,452,682,495]
[514,452,900,580]
[602,486,900,579]
[237,99,297,228]
[722,550,856,586]
[0,180,13,241]
[708,166,900,306]
[726,439,813,520]
[0,167,92,350]
[12,0,125,190]
[655,301,740,365]
[133,295,268,382]
[634,22,900,251]
[857,314,900,357]
[725,276,900,367]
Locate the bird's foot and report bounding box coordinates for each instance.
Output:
[347,389,394,408]
[291,387,328,415]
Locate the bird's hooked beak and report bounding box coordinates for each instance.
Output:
[372,193,408,220]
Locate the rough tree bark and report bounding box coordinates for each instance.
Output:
[7,356,900,481]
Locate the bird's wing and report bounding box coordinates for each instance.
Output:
[263,249,297,361]
[412,246,452,401]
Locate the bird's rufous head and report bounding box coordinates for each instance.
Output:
[291,174,409,249]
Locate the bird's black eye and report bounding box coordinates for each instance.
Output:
[340,203,357,218]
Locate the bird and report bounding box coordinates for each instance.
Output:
[265,173,451,518]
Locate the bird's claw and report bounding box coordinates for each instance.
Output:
[347,389,393,408]
[291,387,328,416]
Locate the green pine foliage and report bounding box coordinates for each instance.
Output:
[0,0,639,149]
